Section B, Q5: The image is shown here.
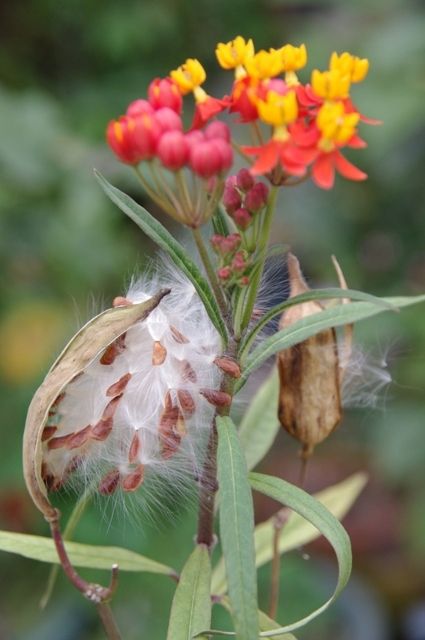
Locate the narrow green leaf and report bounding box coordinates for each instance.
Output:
[249,472,352,636]
[217,416,259,640]
[212,206,231,237]
[236,294,425,391]
[218,597,296,640]
[167,544,212,640]
[95,170,227,343]
[258,609,297,640]
[239,287,396,358]
[0,531,176,576]
[211,472,366,596]
[238,369,280,472]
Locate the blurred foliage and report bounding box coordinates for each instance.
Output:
[0,1,424,639]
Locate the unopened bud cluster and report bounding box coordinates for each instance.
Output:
[108,80,232,178]
[223,169,269,231]
[107,78,233,227]
[210,233,251,288]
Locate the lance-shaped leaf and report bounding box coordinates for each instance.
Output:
[23,290,169,518]
[216,416,259,640]
[218,597,297,640]
[236,294,425,391]
[95,170,227,343]
[0,530,177,576]
[166,544,212,640]
[238,369,280,472]
[239,286,394,359]
[249,472,352,636]
[211,472,366,595]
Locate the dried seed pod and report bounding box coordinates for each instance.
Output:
[277,254,342,459]
[23,290,170,518]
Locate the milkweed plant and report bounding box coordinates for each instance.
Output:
[4,36,424,639]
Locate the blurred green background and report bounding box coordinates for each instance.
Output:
[1,1,424,638]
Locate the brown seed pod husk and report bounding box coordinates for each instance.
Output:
[23,289,170,519]
[277,254,342,459]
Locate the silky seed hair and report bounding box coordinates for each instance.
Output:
[41,264,222,502]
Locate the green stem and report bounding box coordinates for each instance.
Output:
[133,166,179,220]
[192,227,228,319]
[175,170,193,215]
[239,185,279,331]
[196,342,238,547]
[150,163,186,221]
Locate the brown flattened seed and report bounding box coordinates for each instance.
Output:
[106,372,132,397]
[99,469,121,495]
[152,341,167,365]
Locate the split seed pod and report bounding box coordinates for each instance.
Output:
[23,289,170,519]
[276,253,351,459]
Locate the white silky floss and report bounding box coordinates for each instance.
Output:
[42,269,222,496]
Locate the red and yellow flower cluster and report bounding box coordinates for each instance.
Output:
[217,38,375,188]
[107,36,378,190]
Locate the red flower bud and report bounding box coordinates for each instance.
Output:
[126,99,154,117]
[106,116,140,165]
[157,131,189,171]
[232,207,252,230]
[236,168,254,192]
[185,130,205,152]
[205,120,231,142]
[217,266,232,280]
[148,77,183,114]
[190,140,223,178]
[223,185,242,214]
[210,139,233,173]
[244,182,269,212]
[155,107,183,133]
[239,275,250,286]
[132,113,162,160]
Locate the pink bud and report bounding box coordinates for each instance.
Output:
[126,99,154,117]
[239,275,250,286]
[232,251,248,271]
[210,234,225,253]
[267,78,288,96]
[204,120,231,142]
[225,175,237,189]
[190,140,223,178]
[236,168,254,192]
[232,207,252,230]
[244,182,269,212]
[157,131,189,171]
[218,266,232,280]
[155,107,183,133]
[148,77,183,114]
[222,233,242,253]
[223,185,242,214]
